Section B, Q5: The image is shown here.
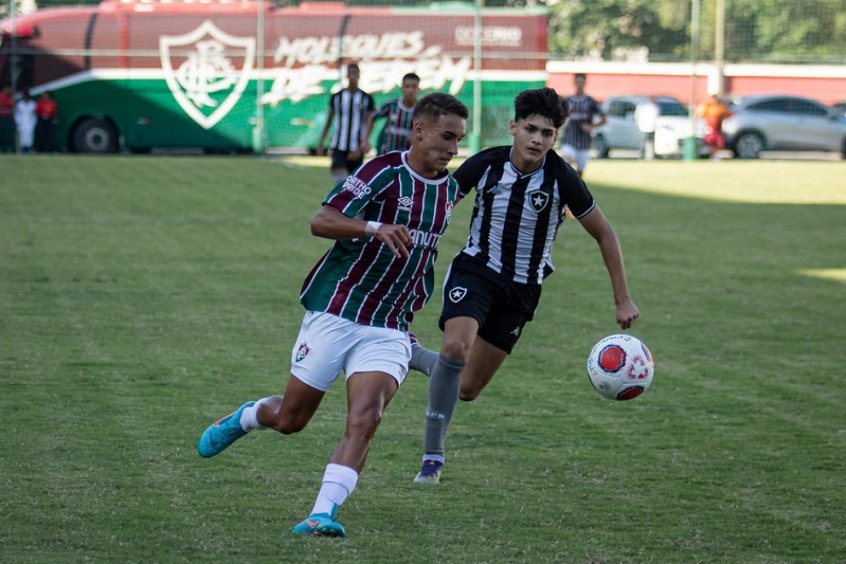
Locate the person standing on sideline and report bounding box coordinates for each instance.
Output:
[408,87,639,485]
[634,96,660,160]
[0,86,15,153]
[560,73,606,176]
[35,91,58,153]
[697,94,732,160]
[362,72,420,156]
[14,90,37,154]
[197,93,469,537]
[316,63,375,184]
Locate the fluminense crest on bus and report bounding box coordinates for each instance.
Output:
[160,20,255,130]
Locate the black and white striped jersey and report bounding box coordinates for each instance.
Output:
[329,88,375,151]
[453,146,596,284]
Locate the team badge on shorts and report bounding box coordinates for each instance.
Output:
[295,343,310,362]
[527,190,550,213]
[448,287,468,303]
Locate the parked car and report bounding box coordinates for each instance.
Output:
[591,95,705,158]
[722,94,846,159]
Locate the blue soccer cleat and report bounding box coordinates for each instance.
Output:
[197,401,255,458]
[291,506,346,537]
[413,459,443,484]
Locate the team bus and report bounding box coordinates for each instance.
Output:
[0,0,548,153]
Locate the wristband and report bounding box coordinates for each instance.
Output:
[365,221,382,235]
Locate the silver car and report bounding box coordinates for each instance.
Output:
[591,95,705,158]
[723,94,846,159]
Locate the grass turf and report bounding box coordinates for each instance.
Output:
[1,154,844,562]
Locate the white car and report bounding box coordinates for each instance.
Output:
[592,95,706,157]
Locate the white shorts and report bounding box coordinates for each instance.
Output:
[560,144,591,172]
[290,311,411,392]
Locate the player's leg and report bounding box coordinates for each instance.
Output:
[293,322,408,537]
[458,336,508,401]
[330,149,349,184]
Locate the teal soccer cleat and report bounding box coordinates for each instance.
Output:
[291,507,346,537]
[197,401,255,458]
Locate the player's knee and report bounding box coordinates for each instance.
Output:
[441,335,473,363]
[265,404,310,435]
[346,408,383,439]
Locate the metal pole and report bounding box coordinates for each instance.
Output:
[252,0,265,154]
[470,0,483,154]
[683,0,700,161]
[714,0,725,98]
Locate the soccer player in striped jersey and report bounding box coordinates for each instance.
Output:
[409,87,639,485]
[197,93,468,537]
[362,72,420,156]
[560,73,606,177]
[316,63,375,184]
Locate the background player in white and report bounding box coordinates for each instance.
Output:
[408,87,639,484]
[316,63,375,184]
[560,73,606,176]
[198,93,468,537]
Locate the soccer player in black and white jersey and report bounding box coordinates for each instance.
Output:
[317,63,375,184]
[410,87,640,484]
[560,73,606,177]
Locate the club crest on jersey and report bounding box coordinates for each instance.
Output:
[527,190,550,213]
[295,342,310,362]
[448,286,467,303]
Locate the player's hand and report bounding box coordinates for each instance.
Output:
[581,123,593,133]
[616,299,640,330]
[348,149,362,161]
[372,223,412,259]
[316,146,327,156]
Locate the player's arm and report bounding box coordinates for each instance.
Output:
[311,205,411,258]
[578,206,639,330]
[316,107,335,156]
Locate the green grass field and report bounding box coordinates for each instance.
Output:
[1,154,844,562]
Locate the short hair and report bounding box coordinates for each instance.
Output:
[514,87,567,129]
[412,92,469,122]
[402,72,420,84]
[347,63,360,72]
[574,73,586,80]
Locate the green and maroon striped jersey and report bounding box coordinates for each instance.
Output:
[300,151,461,331]
[373,98,415,154]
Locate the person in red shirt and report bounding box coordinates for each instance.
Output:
[35,91,58,153]
[0,85,15,153]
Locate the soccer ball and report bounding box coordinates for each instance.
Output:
[586,334,654,400]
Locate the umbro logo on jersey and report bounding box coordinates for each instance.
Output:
[398,196,414,211]
[448,287,467,303]
[510,326,520,337]
[528,190,550,213]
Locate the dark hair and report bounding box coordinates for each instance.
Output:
[514,87,567,129]
[574,73,586,80]
[413,92,469,122]
[347,63,360,72]
[402,72,420,84]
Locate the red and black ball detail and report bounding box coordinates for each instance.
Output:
[598,344,627,373]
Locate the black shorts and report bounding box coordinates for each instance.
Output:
[439,254,542,354]
[330,149,364,173]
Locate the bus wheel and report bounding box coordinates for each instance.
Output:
[72,118,119,154]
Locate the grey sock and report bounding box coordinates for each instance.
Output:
[410,343,439,377]
[422,354,465,458]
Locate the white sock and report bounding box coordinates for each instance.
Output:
[311,463,359,517]
[239,397,271,431]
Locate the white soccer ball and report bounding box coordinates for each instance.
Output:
[586,334,654,400]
